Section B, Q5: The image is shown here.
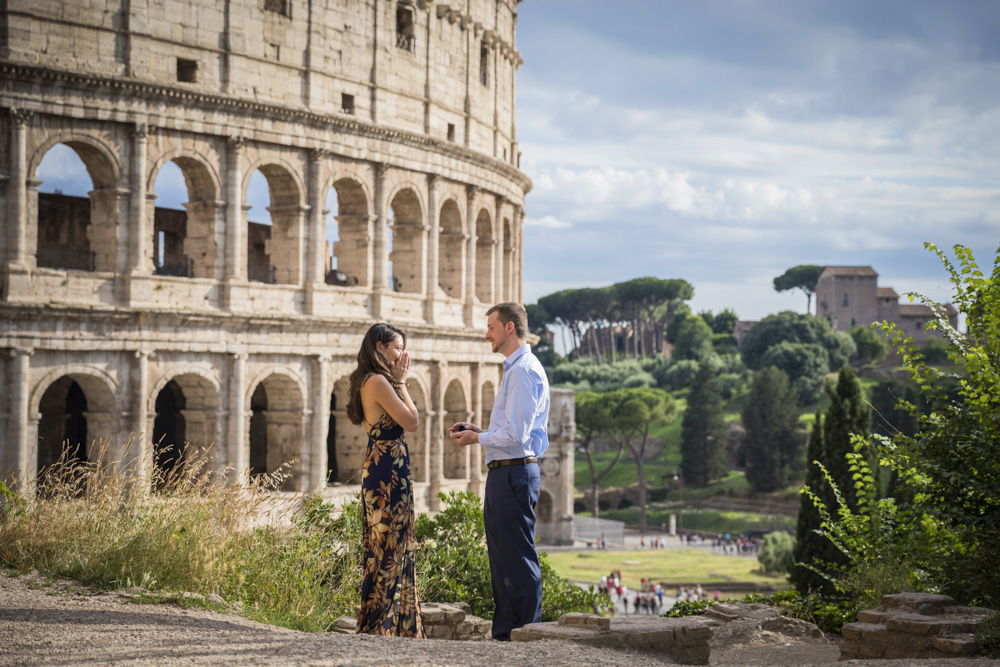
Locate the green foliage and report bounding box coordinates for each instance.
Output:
[0,481,26,522]
[742,367,804,493]
[680,363,727,487]
[661,359,700,390]
[551,358,654,393]
[976,612,1000,658]
[760,342,830,405]
[868,242,1000,607]
[758,531,795,574]
[672,314,714,360]
[773,264,825,312]
[598,506,795,534]
[699,308,739,335]
[741,311,856,376]
[918,336,949,364]
[792,413,837,595]
[415,492,611,621]
[663,598,715,617]
[850,325,889,366]
[575,391,625,517]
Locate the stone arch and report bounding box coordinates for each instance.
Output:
[244,161,305,285]
[149,370,221,477]
[329,375,368,484]
[327,176,371,287]
[30,137,122,272]
[442,378,468,479]
[33,369,118,477]
[406,373,430,484]
[149,152,221,279]
[246,370,306,491]
[387,186,425,294]
[475,208,494,303]
[481,380,495,430]
[438,198,464,299]
[537,489,553,523]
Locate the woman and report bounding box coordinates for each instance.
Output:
[347,323,424,638]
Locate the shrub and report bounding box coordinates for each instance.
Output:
[662,598,714,617]
[662,359,700,390]
[976,612,1000,658]
[758,531,795,575]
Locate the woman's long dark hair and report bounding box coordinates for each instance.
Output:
[346,323,407,425]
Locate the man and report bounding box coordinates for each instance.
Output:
[448,301,549,640]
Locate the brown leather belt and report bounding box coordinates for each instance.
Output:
[486,456,539,471]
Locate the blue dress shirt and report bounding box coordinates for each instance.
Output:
[478,343,550,464]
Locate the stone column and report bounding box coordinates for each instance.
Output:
[429,359,445,510]
[223,137,245,307]
[305,149,328,314]
[128,124,153,277]
[6,109,32,269]
[468,362,483,489]
[424,173,440,323]
[7,347,32,489]
[464,185,478,325]
[515,205,524,303]
[371,163,388,318]
[125,350,151,478]
[228,353,247,481]
[495,195,506,302]
[310,354,330,490]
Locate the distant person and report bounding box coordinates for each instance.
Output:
[449,302,550,641]
[348,323,423,638]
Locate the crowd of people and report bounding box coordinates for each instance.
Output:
[595,571,723,615]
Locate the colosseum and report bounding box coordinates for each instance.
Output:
[0,0,574,539]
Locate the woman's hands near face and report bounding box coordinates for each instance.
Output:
[390,350,411,382]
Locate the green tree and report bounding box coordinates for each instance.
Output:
[699,308,739,334]
[773,264,824,313]
[742,367,804,493]
[759,341,830,405]
[850,325,888,366]
[603,387,676,533]
[791,413,837,595]
[741,310,856,373]
[672,314,714,361]
[758,531,796,574]
[821,367,870,513]
[575,391,623,518]
[680,364,727,487]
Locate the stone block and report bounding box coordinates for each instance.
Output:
[881,592,953,612]
[884,613,975,636]
[425,623,454,639]
[856,609,889,624]
[932,635,978,655]
[842,622,885,642]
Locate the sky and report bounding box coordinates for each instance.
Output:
[36,1,999,322]
[514,0,999,320]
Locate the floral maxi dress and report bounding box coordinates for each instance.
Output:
[356,413,424,638]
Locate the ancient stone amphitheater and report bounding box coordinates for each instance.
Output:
[0,0,573,538]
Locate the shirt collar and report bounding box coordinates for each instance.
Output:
[502,343,530,370]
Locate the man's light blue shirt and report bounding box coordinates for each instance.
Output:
[478,343,550,464]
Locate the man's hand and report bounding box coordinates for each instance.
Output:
[448,421,481,447]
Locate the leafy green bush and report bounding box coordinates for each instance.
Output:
[662,598,714,617]
[975,612,1000,658]
[758,531,795,575]
[550,358,655,393]
[661,590,857,633]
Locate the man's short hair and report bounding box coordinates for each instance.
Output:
[486,302,528,339]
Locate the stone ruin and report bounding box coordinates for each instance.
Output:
[841,592,994,660]
[334,602,491,640]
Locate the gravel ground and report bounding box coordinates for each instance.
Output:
[1,571,997,666]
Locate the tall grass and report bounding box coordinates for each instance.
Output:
[0,441,362,631]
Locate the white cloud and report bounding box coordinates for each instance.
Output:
[525,215,572,229]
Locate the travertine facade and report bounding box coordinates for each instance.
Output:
[0,0,573,519]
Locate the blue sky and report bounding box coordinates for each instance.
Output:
[515,0,999,319]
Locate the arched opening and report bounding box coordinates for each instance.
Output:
[481,381,495,431]
[388,188,424,293]
[246,166,302,285]
[442,379,468,479]
[475,210,493,303]
[153,380,186,476]
[537,489,553,523]
[326,392,338,483]
[330,377,368,484]
[33,142,117,272]
[326,178,369,286]
[151,157,218,279]
[35,372,117,478]
[438,199,463,298]
[407,381,428,483]
[37,378,88,473]
[247,373,305,490]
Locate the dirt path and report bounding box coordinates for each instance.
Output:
[0,571,994,666]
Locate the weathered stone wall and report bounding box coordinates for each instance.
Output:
[0,0,562,516]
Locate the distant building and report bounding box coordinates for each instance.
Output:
[815,266,957,344]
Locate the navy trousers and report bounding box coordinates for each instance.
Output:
[484,462,542,640]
